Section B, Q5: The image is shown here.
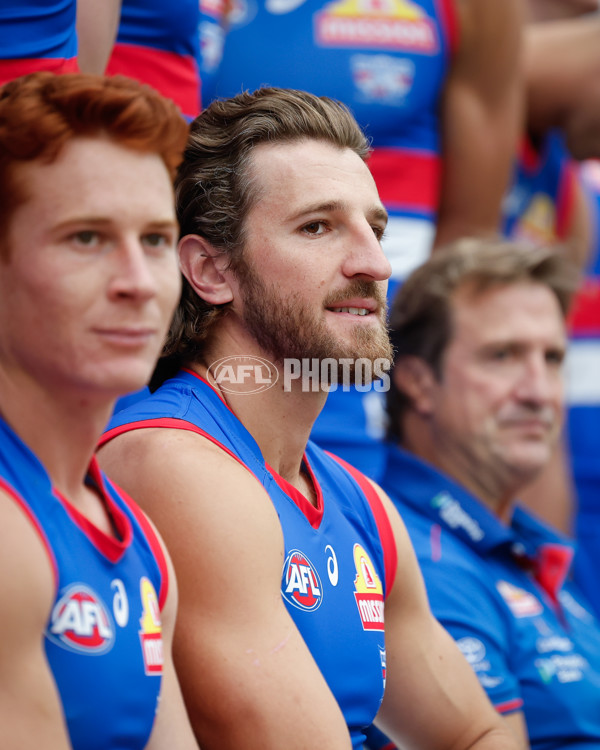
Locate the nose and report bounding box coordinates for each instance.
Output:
[342,222,392,282]
[108,240,159,302]
[514,352,561,406]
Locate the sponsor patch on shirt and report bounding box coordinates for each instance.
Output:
[47,583,115,654]
[351,53,415,102]
[496,580,543,618]
[139,577,163,675]
[314,0,439,52]
[353,544,384,631]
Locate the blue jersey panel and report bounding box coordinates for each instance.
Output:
[0,0,77,60]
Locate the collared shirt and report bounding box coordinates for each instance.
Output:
[382,446,600,750]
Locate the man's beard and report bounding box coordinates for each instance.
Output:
[236,255,393,385]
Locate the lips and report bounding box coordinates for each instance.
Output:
[94,327,158,347]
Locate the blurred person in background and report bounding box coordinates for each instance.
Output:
[105,0,202,121]
[368,239,600,750]
[0,0,121,84]
[502,0,600,617]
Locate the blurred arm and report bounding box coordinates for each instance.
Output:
[434,0,525,248]
[0,490,73,749]
[76,0,122,73]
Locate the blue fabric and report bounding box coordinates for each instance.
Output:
[373,446,600,750]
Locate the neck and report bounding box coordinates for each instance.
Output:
[0,370,115,500]
[190,333,329,488]
[401,412,516,523]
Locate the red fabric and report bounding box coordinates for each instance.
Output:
[106,42,200,117]
[0,56,78,85]
[368,147,441,212]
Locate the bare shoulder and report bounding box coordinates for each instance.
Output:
[0,486,71,748]
[98,426,285,570]
[0,485,55,627]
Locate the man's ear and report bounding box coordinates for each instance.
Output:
[392,356,437,416]
[178,234,234,305]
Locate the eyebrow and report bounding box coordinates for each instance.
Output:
[52,217,178,231]
[289,200,389,225]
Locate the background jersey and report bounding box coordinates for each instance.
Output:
[102,368,397,749]
[568,159,600,617]
[502,131,576,245]
[106,0,202,119]
[377,446,600,750]
[0,416,167,750]
[0,0,78,84]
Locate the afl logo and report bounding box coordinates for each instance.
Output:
[282,550,323,611]
[47,584,115,654]
[207,355,279,395]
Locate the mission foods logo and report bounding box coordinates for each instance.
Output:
[314,0,439,52]
[139,577,163,675]
[47,584,114,654]
[353,544,384,631]
[282,550,323,611]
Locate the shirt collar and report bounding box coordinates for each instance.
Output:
[384,445,517,554]
[383,445,575,605]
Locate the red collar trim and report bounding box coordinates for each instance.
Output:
[265,456,324,530]
[54,457,132,563]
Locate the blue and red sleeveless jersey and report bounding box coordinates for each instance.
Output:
[502,131,577,246]
[106,0,202,120]
[0,415,168,750]
[207,0,458,295]
[0,1,78,85]
[101,368,398,749]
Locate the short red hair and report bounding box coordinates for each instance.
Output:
[0,72,189,251]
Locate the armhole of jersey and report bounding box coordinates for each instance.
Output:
[435,0,460,60]
[118,488,171,611]
[556,159,577,240]
[326,453,397,599]
[0,477,59,591]
[494,697,524,715]
[101,418,262,482]
[99,417,271,608]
